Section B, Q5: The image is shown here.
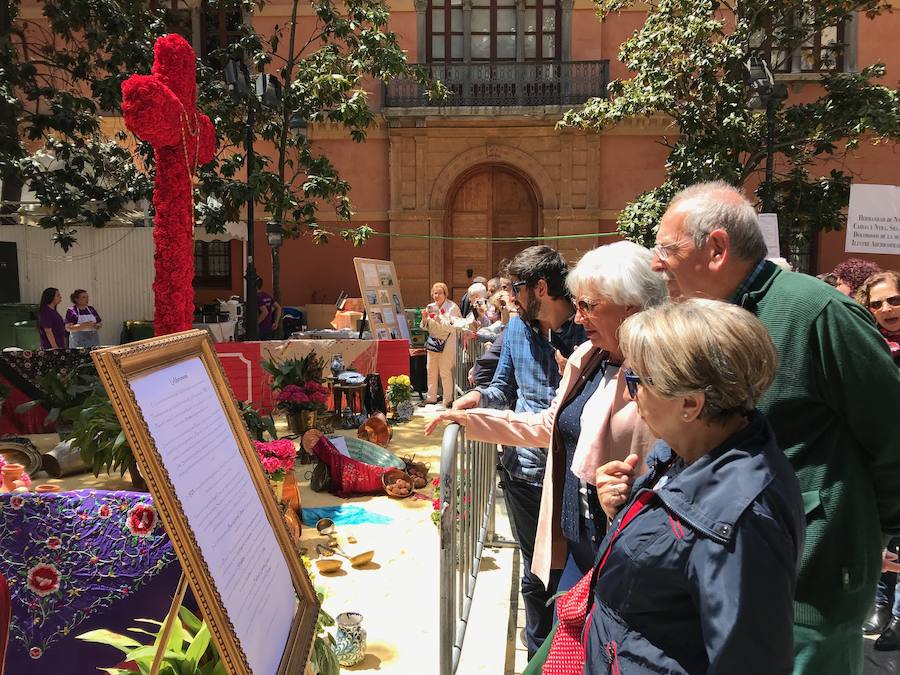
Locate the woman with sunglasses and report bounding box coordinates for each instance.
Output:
[426,241,666,594]
[854,270,900,649]
[855,270,900,364]
[545,299,804,675]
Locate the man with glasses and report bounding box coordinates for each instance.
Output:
[651,181,900,675]
[452,245,585,658]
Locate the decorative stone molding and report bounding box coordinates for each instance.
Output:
[428,143,559,211]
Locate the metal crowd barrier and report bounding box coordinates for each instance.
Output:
[454,332,486,398]
[439,422,498,675]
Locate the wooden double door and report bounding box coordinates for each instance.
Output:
[446,166,538,303]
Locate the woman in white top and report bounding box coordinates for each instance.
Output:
[420,282,463,406]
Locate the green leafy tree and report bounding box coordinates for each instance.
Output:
[1,0,443,268]
[562,0,900,269]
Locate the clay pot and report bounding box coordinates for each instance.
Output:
[35,484,61,494]
[1,463,25,493]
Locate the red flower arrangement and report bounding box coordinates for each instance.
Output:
[121,34,215,336]
[254,439,296,480]
[276,382,329,414]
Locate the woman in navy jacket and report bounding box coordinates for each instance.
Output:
[570,299,805,675]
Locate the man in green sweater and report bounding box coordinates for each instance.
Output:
[652,181,900,675]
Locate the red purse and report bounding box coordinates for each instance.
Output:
[543,491,655,675]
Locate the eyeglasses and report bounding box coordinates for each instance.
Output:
[652,239,687,262]
[869,295,900,311]
[511,280,528,295]
[576,298,602,315]
[623,368,652,398]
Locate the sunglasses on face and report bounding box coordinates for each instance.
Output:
[576,298,601,315]
[623,368,652,398]
[511,280,528,295]
[869,295,900,311]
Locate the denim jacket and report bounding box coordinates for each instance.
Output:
[584,412,805,674]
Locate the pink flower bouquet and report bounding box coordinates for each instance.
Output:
[254,439,296,480]
[276,381,329,414]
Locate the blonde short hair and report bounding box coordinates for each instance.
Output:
[619,299,777,423]
[431,282,449,296]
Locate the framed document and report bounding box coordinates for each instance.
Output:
[92,330,318,675]
[353,257,411,342]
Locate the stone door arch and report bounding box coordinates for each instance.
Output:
[445,164,538,302]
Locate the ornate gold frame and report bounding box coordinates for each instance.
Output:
[92,330,318,675]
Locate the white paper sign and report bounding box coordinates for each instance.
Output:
[845,184,900,255]
[328,435,352,458]
[757,213,780,257]
[130,357,296,675]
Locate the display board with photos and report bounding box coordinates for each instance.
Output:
[92,330,318,675]
[353,257,411,342]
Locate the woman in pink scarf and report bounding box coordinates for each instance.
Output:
[855,271,900,363]
[426,241,667,593]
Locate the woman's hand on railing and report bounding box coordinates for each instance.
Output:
[595,453,639,520]
[424,410,468,436]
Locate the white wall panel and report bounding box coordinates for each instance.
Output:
[0,225,155,344]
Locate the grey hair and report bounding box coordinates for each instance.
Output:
[619,298,777,423]
[467,282,487,299]
[668,181,768,262]
[566,241,668,309]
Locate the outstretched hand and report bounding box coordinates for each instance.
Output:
[424,410,468,436]
[596,453,640,520]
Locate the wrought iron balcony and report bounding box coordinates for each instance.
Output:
[384,60,609,108]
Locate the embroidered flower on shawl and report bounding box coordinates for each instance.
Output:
[29,647,42,659]
[10,496,24,510]
[98,504,112,519]
[46,536,61,550]
[126,504,158,538]
[27,564,60,597]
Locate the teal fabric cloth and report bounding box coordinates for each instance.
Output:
[301,505,393,527]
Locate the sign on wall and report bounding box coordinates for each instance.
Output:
[845,184,900,255]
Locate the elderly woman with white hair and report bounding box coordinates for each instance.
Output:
[427,241,667,592]
[541,299,805,675]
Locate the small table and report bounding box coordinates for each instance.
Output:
[332,382,367,426]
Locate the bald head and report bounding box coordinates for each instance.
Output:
[667,181,767,263]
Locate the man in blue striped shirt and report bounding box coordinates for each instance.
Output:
[452,245,586,658]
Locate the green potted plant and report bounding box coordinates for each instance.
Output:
[386,375,413,421]
[239,401,277,441]
[263,352,329,435]
[16,362,98,436]
[63,387,145,490]
[77,605,225,675]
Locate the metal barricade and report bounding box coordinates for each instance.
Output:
[454,332,485,399]
[439,422,498,675]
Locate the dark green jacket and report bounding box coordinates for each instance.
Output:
[737,261,900,628]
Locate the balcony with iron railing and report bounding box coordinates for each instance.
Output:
[384,60,609,109]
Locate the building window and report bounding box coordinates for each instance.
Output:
[523,0,560,61]
[194,241,232,288]
[151,0,244,65]
[203,1,244,65]
[427,0,561,63]
[752,16,847,73]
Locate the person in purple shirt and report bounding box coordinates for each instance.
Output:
[37,287,66,350]
[64,289,102,348]
[256,277,281,340]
